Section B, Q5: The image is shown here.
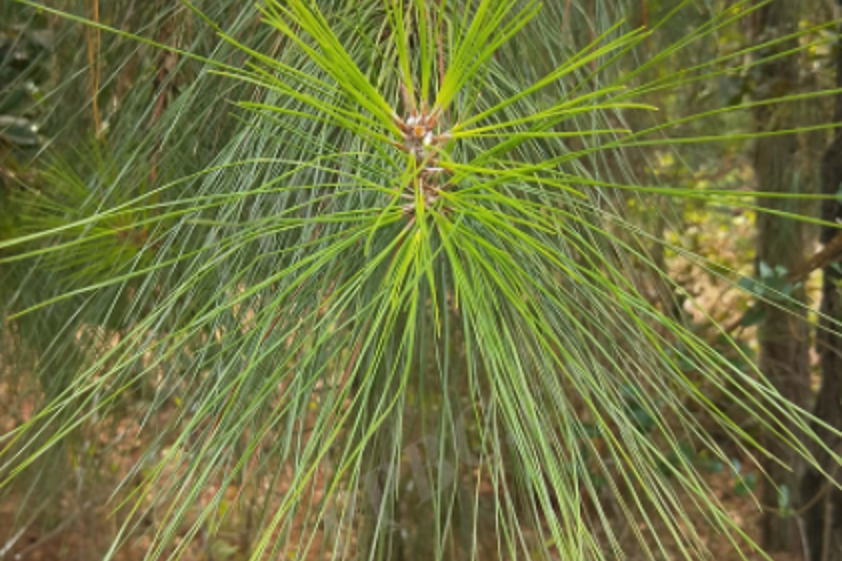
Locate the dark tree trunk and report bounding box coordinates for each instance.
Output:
[753,0,810,554]
[799,4,842,560]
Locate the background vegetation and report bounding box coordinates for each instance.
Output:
[2,0,842,560]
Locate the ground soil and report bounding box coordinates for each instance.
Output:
[0,465,807,561]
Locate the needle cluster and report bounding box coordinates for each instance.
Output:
[391,98,453,219]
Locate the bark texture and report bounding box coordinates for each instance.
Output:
[753,0,810,553]
[799,4,842,559]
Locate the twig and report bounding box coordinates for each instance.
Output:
[0,527,28,559]
[86,0,102,137]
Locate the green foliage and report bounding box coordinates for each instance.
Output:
[0,21,48,149]
[1,1,842,560]
[0,10,50,244]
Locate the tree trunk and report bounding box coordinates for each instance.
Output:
[753,0,810,554]
[799,4,842,560]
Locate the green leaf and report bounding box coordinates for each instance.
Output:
[734,473,758,497]
[739,303,766,327]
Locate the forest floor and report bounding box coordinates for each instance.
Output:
[0,465,805,561]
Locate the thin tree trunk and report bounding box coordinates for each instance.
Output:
[799,3,842,560]
[753,0,810,554]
